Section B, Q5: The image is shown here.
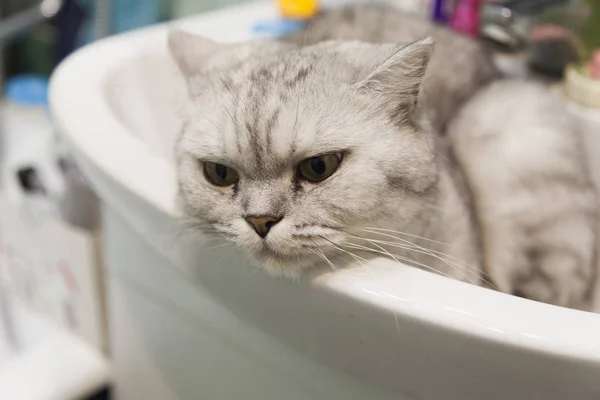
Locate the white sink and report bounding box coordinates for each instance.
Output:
[49,2,600,399]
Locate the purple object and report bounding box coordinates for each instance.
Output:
[432,0,453,23]
[450,0,482,37]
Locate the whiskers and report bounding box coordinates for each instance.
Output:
[309,226,496,289]
[173,221,233,254]
[173,218,240,252]
[308,247,339,273]
[317,235,370,268]
[357,228,487,285]
[176,219,494,289]
[175,218,221,241]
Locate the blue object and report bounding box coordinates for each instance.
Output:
[5,75,50,107]
[112,0,163,35]
[252,19,307,38]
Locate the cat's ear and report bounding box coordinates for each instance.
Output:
[356,38,434,117]
[168,29,220,78]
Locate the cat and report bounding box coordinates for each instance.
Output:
[278,3,599,308]
[449,80,598,308]
[168,31,597,308]
[281,3,500,135]
[169,32,481,281]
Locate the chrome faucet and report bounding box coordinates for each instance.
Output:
[481,0,571,50]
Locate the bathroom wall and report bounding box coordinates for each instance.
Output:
[168,0,255,19]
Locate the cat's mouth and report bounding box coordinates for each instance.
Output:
[247,241,323,276]
[256,242,310,260]
[257,244,289,258]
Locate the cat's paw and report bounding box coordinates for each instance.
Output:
[512,250,594,310]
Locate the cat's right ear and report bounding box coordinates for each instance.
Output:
[168,29,220,78]
[355,38,434,119]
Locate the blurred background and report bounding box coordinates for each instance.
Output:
[1,3,256,399]
[0,1,599,399]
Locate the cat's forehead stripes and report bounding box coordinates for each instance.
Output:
[216,59,318,176]
[181,38,436,181]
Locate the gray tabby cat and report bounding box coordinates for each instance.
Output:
[170,33,481,281]
[169,15,597,308]
[282,3,499,134]
[278,3,598,308]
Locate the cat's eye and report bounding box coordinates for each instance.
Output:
[298,153,343,183]
[203,162,239,187]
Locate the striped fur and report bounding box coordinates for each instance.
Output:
[282,3,499,134]
[449,81,598,309]
[170,34,479,280]
[169,6,598,308]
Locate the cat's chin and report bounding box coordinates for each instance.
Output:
[247,248,322,280]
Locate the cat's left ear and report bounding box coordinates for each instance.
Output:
[356,38,434,117]
[168,29,220,78]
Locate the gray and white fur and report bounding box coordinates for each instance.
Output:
[449,81,598,308]
[282,3,500,134]
[170,34,480,277]
[168,7,597,309]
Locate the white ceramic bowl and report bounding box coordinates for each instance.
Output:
[49,2,600,399]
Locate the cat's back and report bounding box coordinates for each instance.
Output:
[450,80,597,256]
[450,80,585,159]
[282,3,492,67]
[448,80,598,308]
[450,80,591,195]
[283,3,440,45]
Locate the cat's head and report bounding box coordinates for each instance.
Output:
[169,31,439,277]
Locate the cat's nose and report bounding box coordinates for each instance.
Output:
[245,215,282,238]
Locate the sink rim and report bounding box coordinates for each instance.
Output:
[48,0,600,371]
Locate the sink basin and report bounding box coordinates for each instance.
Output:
[49,2,600,399]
